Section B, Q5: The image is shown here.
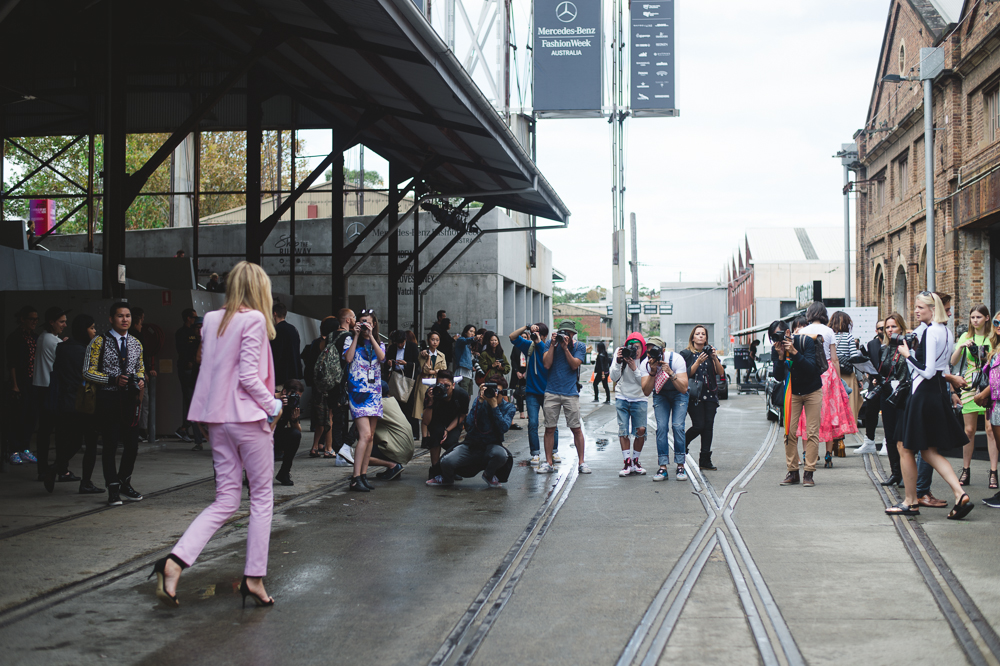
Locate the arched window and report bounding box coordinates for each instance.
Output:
[874,264,885,318]
[894,265,908,321]
[898,42,906,76]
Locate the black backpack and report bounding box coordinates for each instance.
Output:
[795,334,828,375]
[302,338,321,387]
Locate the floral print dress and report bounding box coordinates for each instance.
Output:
[342,335,386,418]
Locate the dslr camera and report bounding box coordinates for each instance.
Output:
[646,346,663,362]
[555,331,571,346]
[620,345,637,361]
[126,373,143,393]
[429,383,451,401]
[483,382,510,399]
[284,392,301,413]
[702,344,715,357]
[888,332,919,348]
[967,344,990,363]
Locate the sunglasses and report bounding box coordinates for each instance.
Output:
[993,320,1000,327]
[359,309,375,315]
[876,327,884,332]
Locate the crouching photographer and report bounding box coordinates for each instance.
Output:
[273,380,304,486]
[421,369,470,479]
[430,383,516,487]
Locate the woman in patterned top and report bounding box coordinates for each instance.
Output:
[950,304,997,488]
[343,310,386,492]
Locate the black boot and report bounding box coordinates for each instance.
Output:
[349,476,369,492]
[360,474,375,490]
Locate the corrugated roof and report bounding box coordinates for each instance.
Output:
[743,227,855,264]
[0,0,569,222]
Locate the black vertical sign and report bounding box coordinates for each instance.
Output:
[533,0,603,115]
[630,1,677,115]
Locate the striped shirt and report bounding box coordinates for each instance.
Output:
[834,332,855,366]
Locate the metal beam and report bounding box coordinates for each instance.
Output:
[102,0,126,299]
[416,204,494,284]
[331,137,345,311]
[246,66,263,264]
[3,136,85,194]
[394,221,446,276]
[388,165,399,331]
[124,29,283,207]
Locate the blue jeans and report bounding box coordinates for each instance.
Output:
[653,391,689,465]
[615,399,648,437]
[916,452,934,496]
[526,392,557,456]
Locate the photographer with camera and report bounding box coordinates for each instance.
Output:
[769,319,822,487]
[854,319,886,454]
[342,310,386,492]
[431,383,516,487]
[509,323,559,466]
[887,291,972,519]
[950,304,998,488]
[83,302,146,506]
[643,336,690,482]
[874,314,912,487]
[422,370,470,482]
[681,325,724,473]
[610,333,650,477]
[541,321,590,475]
[273,380,304,486]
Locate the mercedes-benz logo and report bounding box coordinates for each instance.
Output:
[556,1,577,23]
[346,220,365,241]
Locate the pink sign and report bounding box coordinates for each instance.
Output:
[29,199,55,236]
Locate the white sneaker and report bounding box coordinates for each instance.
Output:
[631,460,647,475]
[855,440,877,455]
[530,455,540,467]
[578,463,592,474]
[338,444,355,464]
[619,459,633,477]
[552,453,562,463]
[537,463,555,474]
[879,441,890,456]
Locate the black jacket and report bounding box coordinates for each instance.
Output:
[271,320,303,385]
[865,337,883,375]
[52,338,87,413]
[384,341,419,377]
[431,322,454,362]
[771,335,822,396]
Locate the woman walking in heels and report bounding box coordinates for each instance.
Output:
[151,262,282,608]
[343,309,386,492]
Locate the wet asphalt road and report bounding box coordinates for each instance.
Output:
[3,389,1000,665]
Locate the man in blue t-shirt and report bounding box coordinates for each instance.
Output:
[540,320,590,475]
[509,323,558,465]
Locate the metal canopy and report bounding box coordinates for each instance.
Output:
[0,0,569,223]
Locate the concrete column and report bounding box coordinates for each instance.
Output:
[503,279,515,335]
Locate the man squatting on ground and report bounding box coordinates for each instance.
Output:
[430,383,517,487]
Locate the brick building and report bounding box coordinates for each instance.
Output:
[856,1,1000,322]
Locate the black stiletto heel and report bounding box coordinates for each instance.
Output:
[148,554,187,608]
[880,474,902,487]
[990,470,998,490]
[959,468,971,486]
[239,575,275,608]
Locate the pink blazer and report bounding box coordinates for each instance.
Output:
[187,308,275,430]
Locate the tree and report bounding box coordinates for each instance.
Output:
[2,130,306,234]
[323,166,384,187]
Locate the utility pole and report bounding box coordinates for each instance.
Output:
[611,0,627,348]
[921,47,943,292]
[837,143,858,306]
[630,212,639,333]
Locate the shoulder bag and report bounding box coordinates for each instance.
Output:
[684,353,705,405]
[388,357,417,403]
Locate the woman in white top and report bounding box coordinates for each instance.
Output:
[887,291,972,519]
[796,302,857,467]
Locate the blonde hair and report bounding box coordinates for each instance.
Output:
[915,291,949,325]
[219,261,276,340]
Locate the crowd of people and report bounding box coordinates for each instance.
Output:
[10,265,999,609]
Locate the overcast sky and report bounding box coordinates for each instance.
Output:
[305,1,889,291]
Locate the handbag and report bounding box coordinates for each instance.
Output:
[388,362,416,403]
[687,376,705,405]
[75,381,97,414]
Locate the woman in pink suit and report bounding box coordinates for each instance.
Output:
[150,261,282,609]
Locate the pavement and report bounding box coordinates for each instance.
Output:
[2,384,1000,665]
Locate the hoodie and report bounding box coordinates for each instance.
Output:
[610,333,649,403]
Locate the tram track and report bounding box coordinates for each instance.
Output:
[865,453,1000,666]
[617,422,806,666]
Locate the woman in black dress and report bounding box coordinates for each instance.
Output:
[887,292,972,519]
[592,341,611,403]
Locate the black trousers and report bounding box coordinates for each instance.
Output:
[593,373,610,401]
[32,386,55,477]
[862,395,880,440]
[426,426,461,479]
[685,400,719,464]
[440,443,509,483]
[275,427,302,479]
[881,393,901,478]
[55,411,99,481]
[178,369,203,443]
[329,390,349,448]
[98,391,140,486]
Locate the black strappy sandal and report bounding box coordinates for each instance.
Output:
[239,576,275,608]
[959,468,971,486]
[149,554,188,608]
[947,494,974,520]
[885,502,919,516]
[989,470,998,490]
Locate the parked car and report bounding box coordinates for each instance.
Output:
[762,358,783,425]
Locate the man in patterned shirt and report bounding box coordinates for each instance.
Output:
[84,302,145,507]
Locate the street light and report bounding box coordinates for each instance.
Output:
[834,144,859,306]
[880,46,944,291]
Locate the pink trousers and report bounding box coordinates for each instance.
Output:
[172,421,274,576]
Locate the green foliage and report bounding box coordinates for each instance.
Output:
[324,167,384,187]
[3,131,306,235]
[553,285,608,304]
